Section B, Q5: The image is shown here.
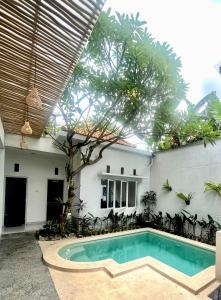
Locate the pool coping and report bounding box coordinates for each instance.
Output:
[42,228,216,295]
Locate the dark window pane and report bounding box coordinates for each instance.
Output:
[101,180,108,209]
[106,165,110,173]
[102,185,107,197]
[128,181,136,207]
[101,179,107,185]
[14,164,19,172]
[115,180,121,208]
[55,168,59,175]
[121,167,124,174]
[108,180,114,208]
[122,182,127,207]
[101,198,107,208]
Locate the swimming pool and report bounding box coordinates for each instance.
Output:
[59,231,215,276]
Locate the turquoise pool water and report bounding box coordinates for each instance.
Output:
[59,232,215,276]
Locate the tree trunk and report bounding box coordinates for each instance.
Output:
[59,146,81,236]
[59,180,74,236]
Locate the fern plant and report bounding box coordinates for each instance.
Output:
[204,181,221,197]
[162,179,172,192]
[176,192,193,205]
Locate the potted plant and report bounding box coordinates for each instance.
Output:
[162,179,172,192]
[176,192,193,205]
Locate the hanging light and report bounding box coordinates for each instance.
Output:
[21,101,32,136]
[21,121,32,135]
[20,56,39,141]
[20,135,28,150]
[26,86,42,109]
[26,55,42,109]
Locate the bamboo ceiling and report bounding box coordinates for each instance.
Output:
[0,0,105,137]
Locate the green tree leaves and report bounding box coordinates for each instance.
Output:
[149,92,221,151]
[59,10,186,140]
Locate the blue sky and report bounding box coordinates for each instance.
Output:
[104,0,221,104]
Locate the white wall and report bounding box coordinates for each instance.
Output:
[0,149,5,234]
[80,146,150,218]
[2,134,150,228]
[0,118,5,234]
[150,141,221,222]
[4,148,67,225]
[5,134,63,155]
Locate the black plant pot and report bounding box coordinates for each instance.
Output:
[185,200,190,205]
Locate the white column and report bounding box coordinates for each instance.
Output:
[216,230,221,280]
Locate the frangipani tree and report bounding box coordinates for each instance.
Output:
[149,91,221,150]
[48,10,186,235]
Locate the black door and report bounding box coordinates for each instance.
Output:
[47,180,64,221]
[4,177,26,227]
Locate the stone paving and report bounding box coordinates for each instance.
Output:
[0,232,59,300]
[209,285,221,300]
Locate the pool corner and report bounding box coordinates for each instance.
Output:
[42,228,216,295]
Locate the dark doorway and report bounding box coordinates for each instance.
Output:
[47,180,64,221]
[4,177,26,227]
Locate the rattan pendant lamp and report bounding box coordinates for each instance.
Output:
[20,55,42,148]
[20,103,32,149]
[26,56,43,109]
[21,119,32,136]
[21,95,32,136]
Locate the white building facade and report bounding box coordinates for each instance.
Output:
[0,119,151,235]
[2,113,221,236]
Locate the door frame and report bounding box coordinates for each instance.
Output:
[46,178,64,222]
[4,176,28,227]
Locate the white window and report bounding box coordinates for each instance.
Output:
[100,179,137,209]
